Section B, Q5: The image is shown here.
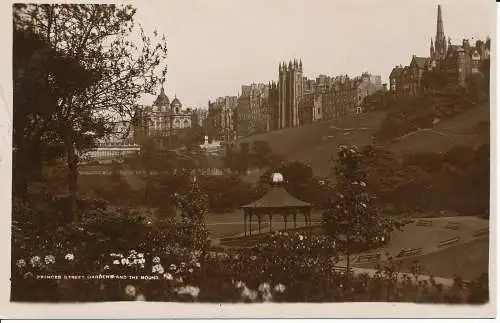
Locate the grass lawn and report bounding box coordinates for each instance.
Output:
[236,111,387,178]
[235,104,489,180]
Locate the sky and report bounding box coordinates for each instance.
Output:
[134,0,494,108]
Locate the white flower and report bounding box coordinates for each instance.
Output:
[152,264,165,274]
[164,272,173,280]
[250,255,257,261]
[195,262,201,268]
[339,193,344,198]
[175,276,184,284]
[177,285,200,298]
[299,235,304,241]
[360,181,366,187]
[64,253,74,261]
[352,181,358,185]
[121,258,130,265]
[153,256,161,264]
[262,291,273,302]
[169,264,177,271]
[188,268,194,273]
[274,283,286,293]
[16,259,26,268]
[241,287,258,301]
[113,260,120,265]
[29,256,39,267]
[336,204,340,209]
[139,258,146,264]
[44,255,55,265]
[258,282,271,293]
[104,265,110,270]
[235,281,246,289]
[135,294,146,301]
[124,284,136,297]
[360,202,367,208]
[180,262,186,268]
[137,253,144,258]
[130,249,137,255]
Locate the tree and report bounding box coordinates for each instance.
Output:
[422,69,447,91]
[229,142,251,174]
[251,140,273,169]
[13,28,94,199]
[173,180,210,251]
[181,125,204,153]
[323,145,397,273]
[14,4,168,220]
[479,59,490,97]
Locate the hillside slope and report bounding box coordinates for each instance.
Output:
[236,103,489,180]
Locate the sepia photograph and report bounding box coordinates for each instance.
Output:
[4,0,496,317]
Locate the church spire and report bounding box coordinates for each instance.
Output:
[435,4,446,60]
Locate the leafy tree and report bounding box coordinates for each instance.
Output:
[173,180,210,250]
[181,125,204,153]
[14,4,168,220]
[479,59,490,96]
[237,142,251,174]
[251,140,273,169]
[422,69,447,91]
[13,28,94,199]
[466,73,484,103]
[323,145,397,272]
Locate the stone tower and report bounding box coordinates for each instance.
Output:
[278,58,303,129]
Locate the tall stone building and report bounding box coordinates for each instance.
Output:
[133,86,193,146]
[207,96,238,141]
[235,83,270,137]
[278,59,303,129]
[390,4,490,96]
[268,82,279,131]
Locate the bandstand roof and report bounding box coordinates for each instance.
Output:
[240,186,312,210]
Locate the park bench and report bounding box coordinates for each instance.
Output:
[437,236,460,248]
[416,220,433,227]
[356,253,381,263]
[396,247,422,258]
[473,228,489,237]
[333,265,353,274]
[444,222,460,230]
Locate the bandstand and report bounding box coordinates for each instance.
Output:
[240,173,313,236]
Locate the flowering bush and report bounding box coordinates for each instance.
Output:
[255,231,338,259]
[11,181,488,303]
[11,245,488,303]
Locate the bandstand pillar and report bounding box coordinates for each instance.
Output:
[244,211,247,237]
[249,212,252,236]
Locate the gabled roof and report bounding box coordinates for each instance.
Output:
[411,56,429,69]
[241,186,312,209]
[389,66,403,78]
